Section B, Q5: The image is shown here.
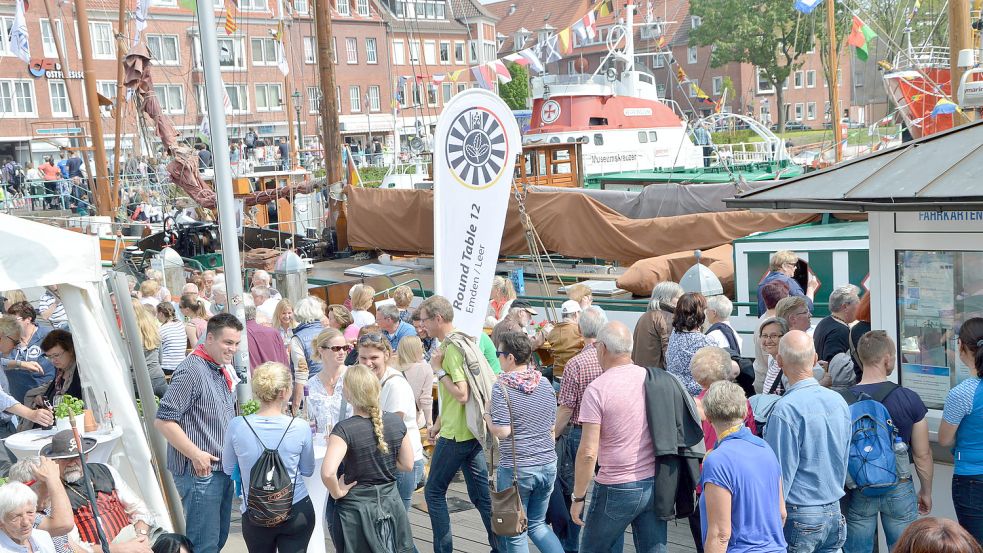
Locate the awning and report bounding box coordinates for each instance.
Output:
[726,120,983,212]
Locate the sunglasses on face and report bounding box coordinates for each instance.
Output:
[319,344,352,353]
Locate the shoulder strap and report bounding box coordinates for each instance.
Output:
[498,384,519,485]
[869,382,901,404]
[241,416,268,449]
[274,417,296,450]
[848,329,862,367]
[381,372,406,388]
[767,373,783,395]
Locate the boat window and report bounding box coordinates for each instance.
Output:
[579,136,589,143]
[566,137,576,142]
[549,137,561,143]
[649,131,657,141]
[637,131,648,143]
[588,117,608,126]
[594,134,604,146]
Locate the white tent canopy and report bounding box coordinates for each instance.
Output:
[0,213,171,528]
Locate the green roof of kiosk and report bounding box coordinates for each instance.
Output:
[734,220,869,244]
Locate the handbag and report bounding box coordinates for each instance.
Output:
[489,384,528,537]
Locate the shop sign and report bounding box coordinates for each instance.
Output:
[896,211,983,233]
[28,59,84,80]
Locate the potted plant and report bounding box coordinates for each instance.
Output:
[54,395,86,432]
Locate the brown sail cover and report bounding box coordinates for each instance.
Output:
[345,186,818,265]
[615,244,736,297]
[123,45,323,209]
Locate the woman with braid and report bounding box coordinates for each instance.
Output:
[321,364,415,552]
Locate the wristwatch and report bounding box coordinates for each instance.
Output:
[572,494,586,503]
[137,529,149,536]
[435,369,447,380]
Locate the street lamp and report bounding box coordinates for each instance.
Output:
[292,89,302,168]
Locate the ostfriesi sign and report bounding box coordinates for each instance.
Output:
[433,89,521,337]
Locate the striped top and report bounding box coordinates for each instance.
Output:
[159,320,188,374]
[156,351,236,476]
[490,375,557,468]
[39,290,68,328]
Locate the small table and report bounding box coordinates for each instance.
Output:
[301,436,328,553]
[3,426,124,464]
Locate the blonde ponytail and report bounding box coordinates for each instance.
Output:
[368,405,389,454]
[343,364,389,454]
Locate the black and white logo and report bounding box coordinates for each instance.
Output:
[445,107,509,189]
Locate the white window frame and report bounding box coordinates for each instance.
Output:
[336,0,350,16]
[356,0,369,16]
[409,40,420,63]
[255,83,283,112]
[146,34,180,66]
[225,83,249,114]
[687,46,697,64]
[293,0,310,14]
[467,40,477,63]
[90,22,115,60]
[195,36,246,71]
[367,85,381,111]
[336,86,342,113]
[346,37,358,64]
[40,19,65,58]
[656,83,666,97]
[0,80,37,117]
[0,17,13,56]
[96,80,115,114]
[47,80,71,117]
[153,84,185,114]
[239,0,268,10]
[456,82,467,94]
[349,85,361,112]
[756,67,775,94]
[439,41,450,64]
[251,37,279,66]
[424,40,436,65]
[441,82,452,103]
[426,83,438,107]
[332,37,338,64]
[654,53,665,68]
[712,76,723,95]
[392,39,405,65]
[365,38,377,64]
[303,36,317,64]
[794,102,804,121]
[150,0,178,6]
[793,70,804,89]
[453,41,464,64]
[691,15,702,28]
[806,70,816,88]
[806,101,817,120]
[306,86,320,114]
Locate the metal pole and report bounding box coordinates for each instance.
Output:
[826,0,843,163]
[110,272,185,534]
[295,102,303,167]
[74,0,114,216]
[366,97,372,166]
[285,79,297,170]
[196,2,251,394]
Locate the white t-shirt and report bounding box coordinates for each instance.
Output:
[380,366,423,461]
[351,310,375,328]
[706,320,742,356]
[257,298,279,322]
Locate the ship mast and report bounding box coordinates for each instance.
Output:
[826,0,843,163]
[950,0,976,123]
[75,0,115,216]
[110,0,128,211]
[313,0,345,248]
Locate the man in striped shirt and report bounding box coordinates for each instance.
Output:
[155,313,242,553]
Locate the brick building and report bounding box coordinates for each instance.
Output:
[0,0,494,165]
[488,0,864,129]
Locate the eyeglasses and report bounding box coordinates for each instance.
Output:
[760,333,784,341]
[496,350,509,358]
[43,350,68,360]
[319,344,352,353]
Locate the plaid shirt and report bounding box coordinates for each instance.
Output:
[557,342,603,425]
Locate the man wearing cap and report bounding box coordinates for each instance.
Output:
[43,430,160,552]
[154,313,243,553]
[508,301,547,350]
[546,300,585,381]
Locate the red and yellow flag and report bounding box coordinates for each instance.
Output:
[224,1,238,35]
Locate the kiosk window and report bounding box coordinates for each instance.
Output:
[896,250,983,409]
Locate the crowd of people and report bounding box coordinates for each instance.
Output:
[2,248,983,553]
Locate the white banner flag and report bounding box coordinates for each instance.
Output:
[433,89,521,337]
[10,0,30,64]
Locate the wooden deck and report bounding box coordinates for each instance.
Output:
[224,478,701,553]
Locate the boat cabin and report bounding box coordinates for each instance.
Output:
[514,142,584,190]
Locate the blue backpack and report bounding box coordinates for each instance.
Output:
[839,384,901,497]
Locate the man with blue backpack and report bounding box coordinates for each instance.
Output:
[763,330,851,553]
[840,331,934,552]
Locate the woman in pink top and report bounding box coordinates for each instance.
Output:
[395,336,433,429]
[691,347,756,450]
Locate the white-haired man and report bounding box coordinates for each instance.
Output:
[705,294,741,356]
[250,270,281,301]
[376,304,416,351]
[813,284,861,363]
[250,285,278,322]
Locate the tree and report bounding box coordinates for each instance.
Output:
[813,0,851,125]
[498,62,530,110]
[690,0,814,132]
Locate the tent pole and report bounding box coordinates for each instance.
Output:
[109,272,185,534]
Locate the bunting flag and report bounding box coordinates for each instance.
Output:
[518,48,544,73]
[224,1,238,35]
[930,98,959,117]
[656,36,666,48]
[471,64,495,89]
[558,28,573,54]
[275,20,289,75]
[10,0,30,64]
[446,70,464,82]
[596,0,613,17]
[134,0,150,43]
[197,117,211,146]
[691,81,711,102]
[491,60,512,84]
[675,66,688,83]
[537,34,562,64]
[793,0,823,14]
[432,74,446,84]
[847,16,877,61]
[572,11,596,43]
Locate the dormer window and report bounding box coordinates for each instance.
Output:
[515,28,530,49]
[537,29,553,44]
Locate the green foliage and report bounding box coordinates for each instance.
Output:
[54,395,85,418]
[241,400,260,416]
[690,0,814,131]
[498,62,530,111]
[135,396,160,417]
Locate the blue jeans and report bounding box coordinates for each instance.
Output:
[173,471,234,553]
[843,480,917,552]
[784,502,847,553]
[580,477,666,553]
[397,458,426,511]
[555,426,582,552]
[953,474,983,546]
[497,462,564,553]
[424,437,499,553]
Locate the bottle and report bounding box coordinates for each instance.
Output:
[894,437,912,481]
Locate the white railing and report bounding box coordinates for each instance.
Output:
[713,142,782,164]
[895,46,950,70]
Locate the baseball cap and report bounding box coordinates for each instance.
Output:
[561,300,582,315]
[510,300,537,315]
